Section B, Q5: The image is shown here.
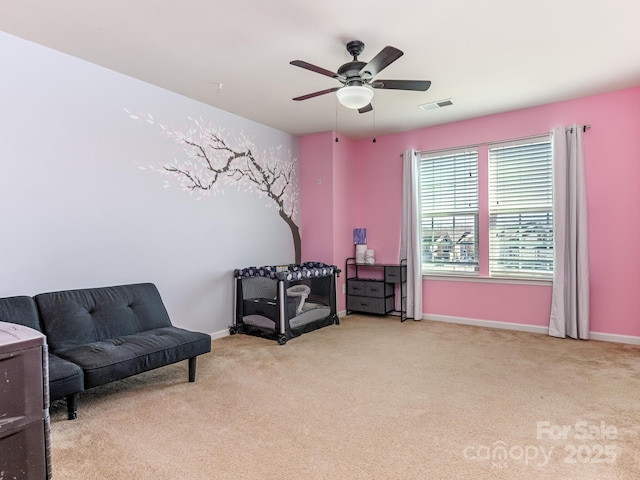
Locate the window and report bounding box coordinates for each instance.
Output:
[418,134,554,281]
[419,148,479,274]
[488,137,553,278]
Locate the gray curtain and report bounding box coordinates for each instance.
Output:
[400,149,423,320]
[549,125,590,339]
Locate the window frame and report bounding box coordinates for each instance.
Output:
[417,134,554,283]
[488,136,554,280]
[419,147,480,276]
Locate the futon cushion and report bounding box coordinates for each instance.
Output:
[54,326,212,389]
[0,295,84,401]
[47,353,84,401]
[35,283,174,352]
[0,295,42,332]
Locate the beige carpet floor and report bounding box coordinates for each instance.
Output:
[49,315,640,479]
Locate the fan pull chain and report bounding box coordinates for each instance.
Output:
[372,98,377,143]
[335,98,339,142]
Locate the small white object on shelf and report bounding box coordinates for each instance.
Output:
[365,249,375,264]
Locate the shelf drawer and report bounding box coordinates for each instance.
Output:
[384,266,406,283]
[347,280,367,296]
[365,281,393,298]
[348,280,392,298]
[347,295,393,315]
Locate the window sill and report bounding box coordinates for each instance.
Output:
[421,273,552,287]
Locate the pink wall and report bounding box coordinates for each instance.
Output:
[300,87,640,338]
[300,132,357,311]
[300,132,335,263]
[331,134,358,312]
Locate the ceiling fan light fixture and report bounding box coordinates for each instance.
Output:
[336,85,374,109]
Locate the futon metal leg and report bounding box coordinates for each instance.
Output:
[188,357,197,382]
[66,393,78,420]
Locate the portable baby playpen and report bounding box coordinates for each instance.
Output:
[232,262,340,345]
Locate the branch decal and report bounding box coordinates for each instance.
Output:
[128,110,301,262]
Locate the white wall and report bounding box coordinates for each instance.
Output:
[0,32,299,336]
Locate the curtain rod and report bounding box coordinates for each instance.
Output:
[489,124,591,146]
[491,124,591,146]
[401,124,591,157]
[569,124,591,133]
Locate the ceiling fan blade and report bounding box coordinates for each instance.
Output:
[293,87,340,101]
[290,60,344,81]
[371,80,432,91]
[359,46,403,79]
[358,103,373,114]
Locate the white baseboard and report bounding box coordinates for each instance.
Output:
[423,313,549,335]
[210,328,230,340]
[589,331,640,345]
[423,314,640,345]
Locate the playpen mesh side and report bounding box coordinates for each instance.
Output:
[241,276,277,299]
[238,276,298,324]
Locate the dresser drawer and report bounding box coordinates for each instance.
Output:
[346,295,394,315]
[348,279,392,298]
[347,280,368,296]
[365,281,393,298]
[384,266,406,283]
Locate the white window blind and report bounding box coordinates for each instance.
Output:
[488,137,553,278]
[420,148,478,274]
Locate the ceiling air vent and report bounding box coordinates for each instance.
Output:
[419,99,453,111]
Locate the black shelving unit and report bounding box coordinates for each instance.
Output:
[345,257,407,322]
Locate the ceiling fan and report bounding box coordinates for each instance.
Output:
[290,40,431,113]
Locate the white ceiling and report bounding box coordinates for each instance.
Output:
[2,1,639,139]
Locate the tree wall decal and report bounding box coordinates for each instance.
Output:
[128,112,301,263]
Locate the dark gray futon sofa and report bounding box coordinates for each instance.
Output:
[0,283,211,419]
